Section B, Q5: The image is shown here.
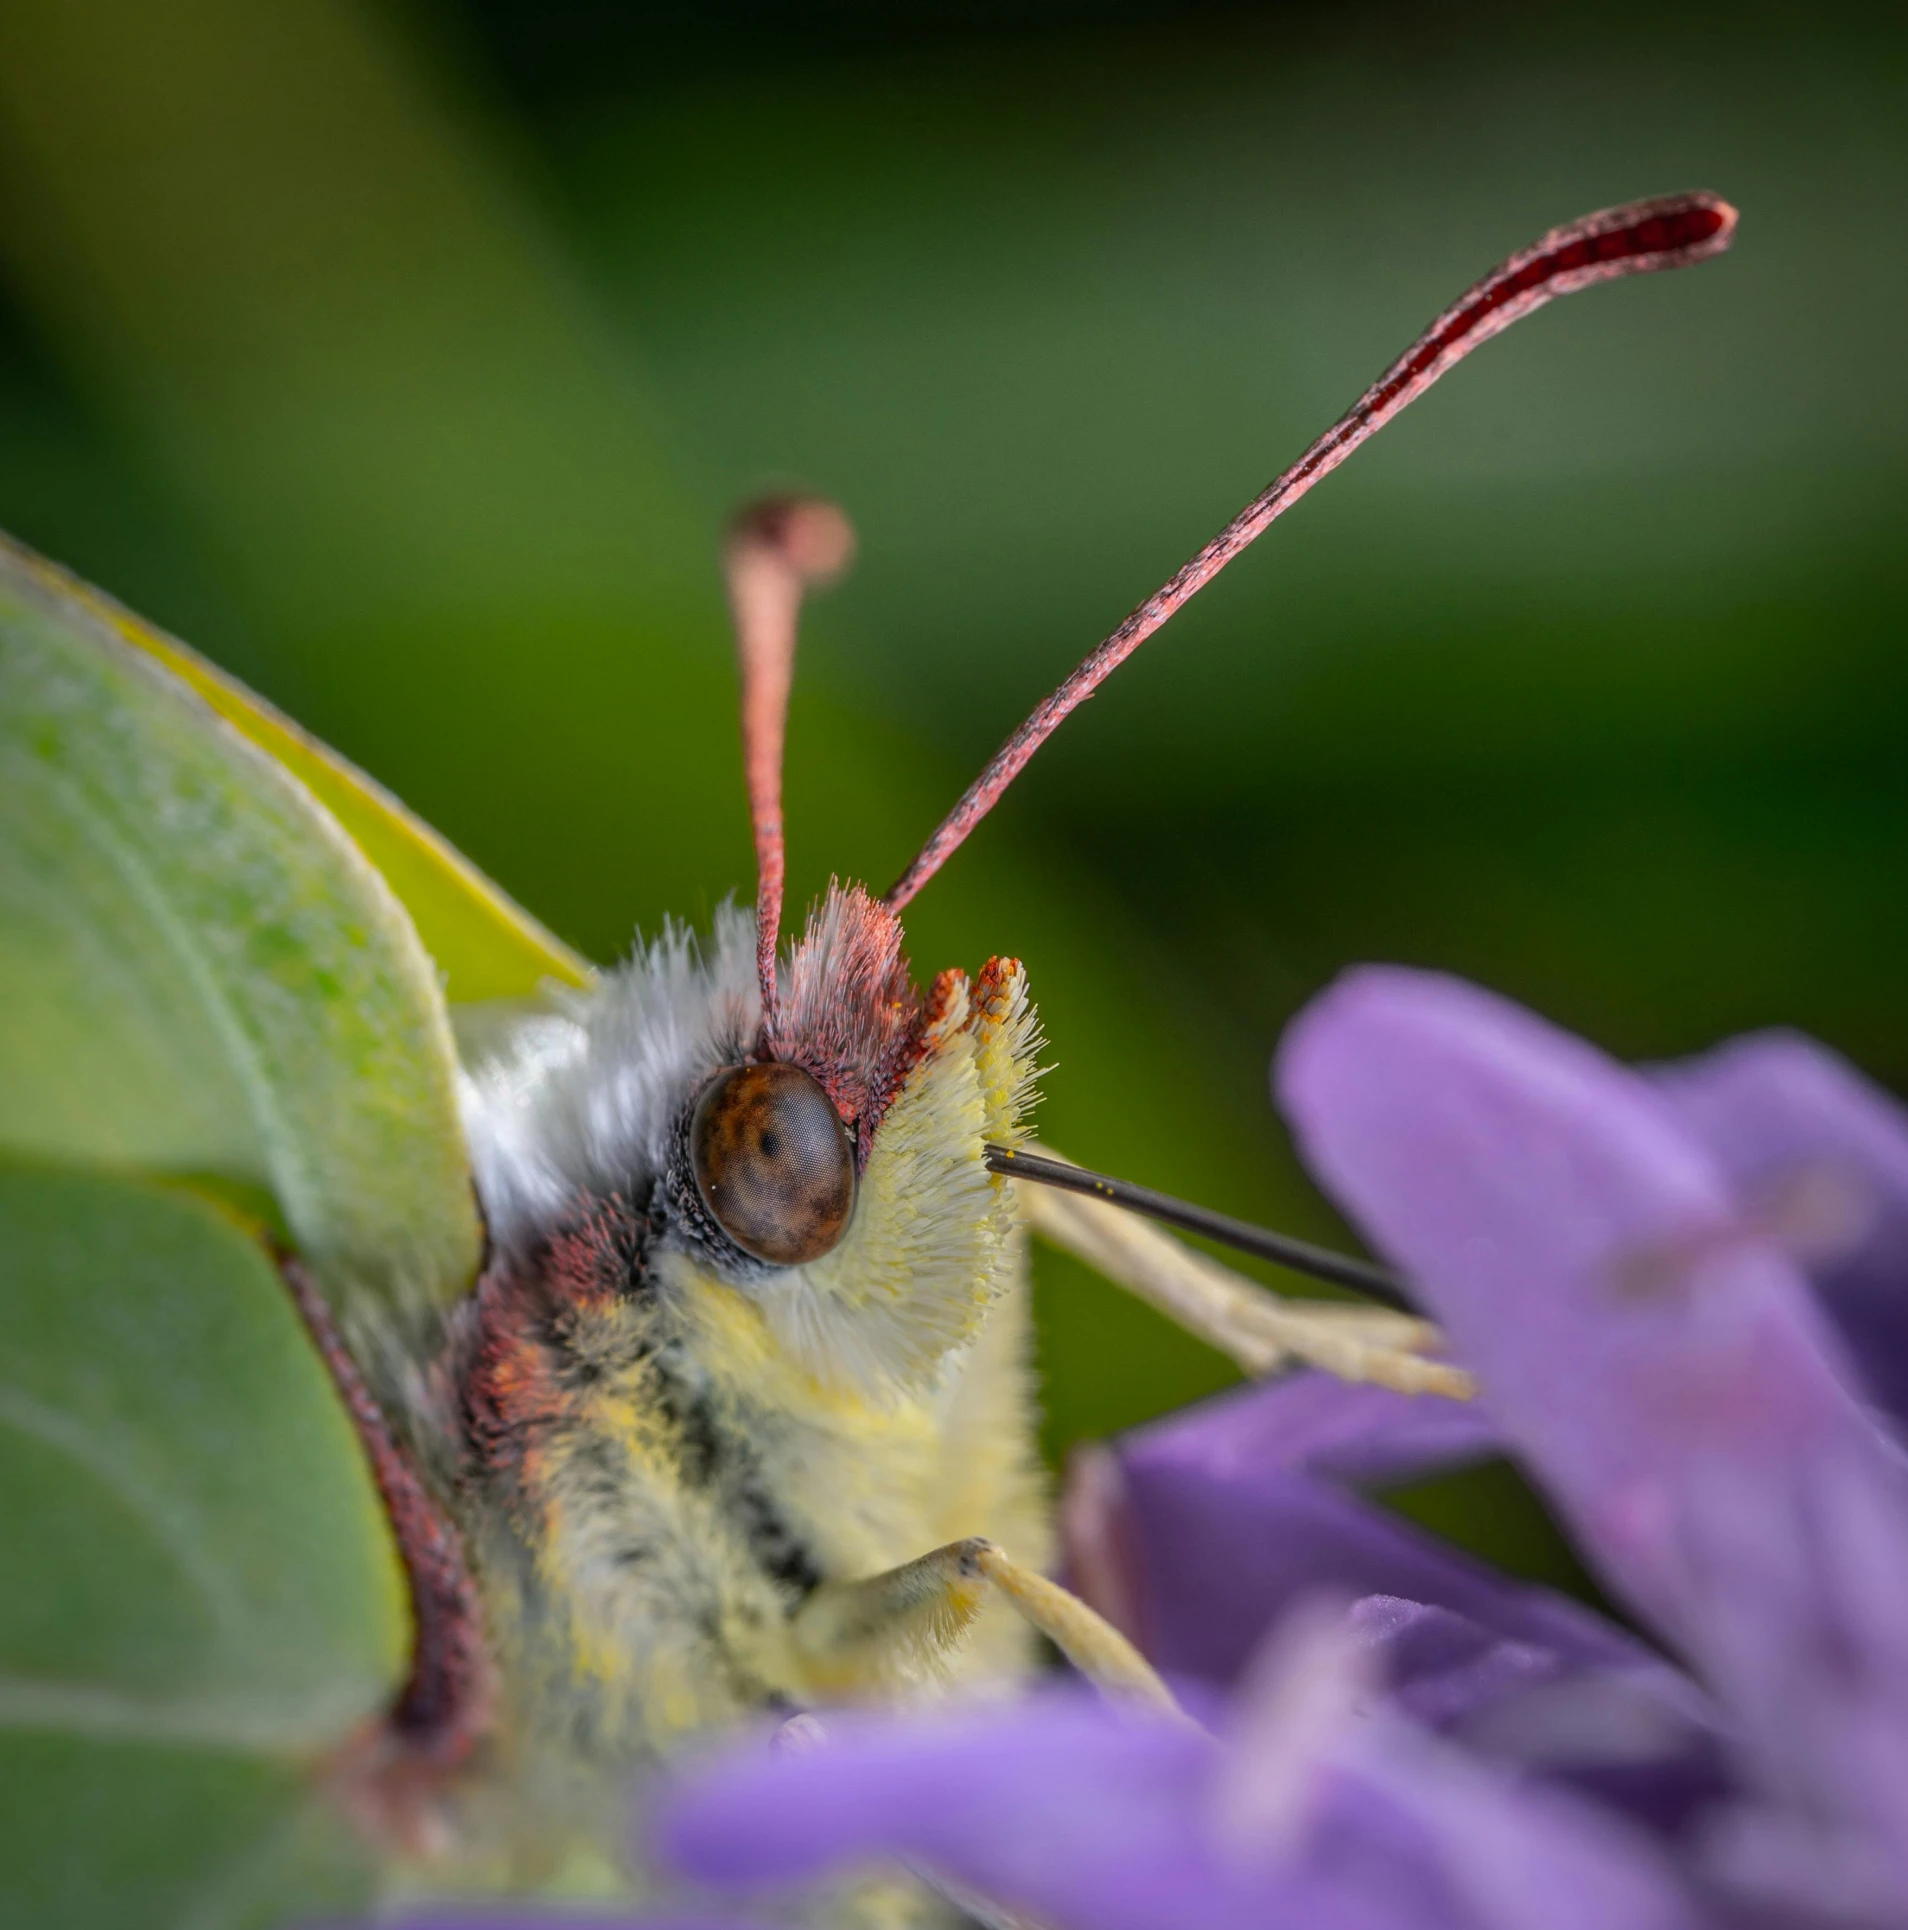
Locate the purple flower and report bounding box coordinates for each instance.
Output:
[1651,1028,1908,1429]
[1282,970,1908,1920]
[639,968,1908,1930]
[1068,1370,1728,1839]
[659,1608,1700,1930]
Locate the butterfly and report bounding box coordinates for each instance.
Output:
[0,190,1733,1923]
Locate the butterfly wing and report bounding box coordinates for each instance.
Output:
[0,1161,409,1928]
[0,527,488,1328]
[0,530,526,1921]
[0,533,591,1004]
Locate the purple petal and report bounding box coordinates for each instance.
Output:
[1349,1596,1727,1835]
[1672,1429,1908,1913]
[658,1697,1262,1930]
[1090,1372,1630,1690]
[1653,1028,1908,1427]
[1345,1715,1709,1930]
[1276,967,1877,1640]
[1350,1596,1584,1729]
[1117,1444,1634,1691]
[1123,1371,1499,1489]
[1061,1368,1726,1835]
[1277,967,1908,1912]
[656,1676,1707,1930]
[1062,1373,1498,1677]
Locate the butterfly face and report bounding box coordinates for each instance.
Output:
[460,890,1042,1401]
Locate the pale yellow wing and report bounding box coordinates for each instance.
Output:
[0,536,485,1324]
[0,532,592,1003]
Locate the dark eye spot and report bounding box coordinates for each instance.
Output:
[690,1063,856,1267]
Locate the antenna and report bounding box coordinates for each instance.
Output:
[723,496,857,1023]
[885,191,1737,910]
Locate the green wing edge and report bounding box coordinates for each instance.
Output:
[0,532,592,1005]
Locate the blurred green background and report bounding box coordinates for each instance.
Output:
[0,0,1901,1472]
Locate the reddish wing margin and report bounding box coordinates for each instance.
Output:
[278,1254,491,1770]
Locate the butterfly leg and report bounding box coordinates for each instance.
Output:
[791,1536,1186,1720]
[790,1538,991,1695]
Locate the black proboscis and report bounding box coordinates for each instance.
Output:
[985,1144,1417,1314]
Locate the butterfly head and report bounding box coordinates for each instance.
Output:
[672,193,1748,1377]
[576,498,1042,1395]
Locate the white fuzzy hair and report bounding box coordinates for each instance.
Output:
[458,904,759,1255]
[458,904,1045,1399]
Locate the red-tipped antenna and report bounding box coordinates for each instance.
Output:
[723,496,857,1022]
[884,191,1737,910]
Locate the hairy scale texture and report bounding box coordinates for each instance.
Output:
[421,896,1049,1881]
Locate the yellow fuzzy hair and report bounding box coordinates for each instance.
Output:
[440,950,1051,1898]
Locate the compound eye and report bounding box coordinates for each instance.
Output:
[690,1063,856,1266]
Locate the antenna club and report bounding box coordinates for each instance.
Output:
[727,495,857,586]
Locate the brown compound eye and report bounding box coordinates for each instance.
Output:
[690,1062,856,1266]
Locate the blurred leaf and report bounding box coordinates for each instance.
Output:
[0,534,482,1327]
[0,1159,405,1928]
[1,535,591,1001]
